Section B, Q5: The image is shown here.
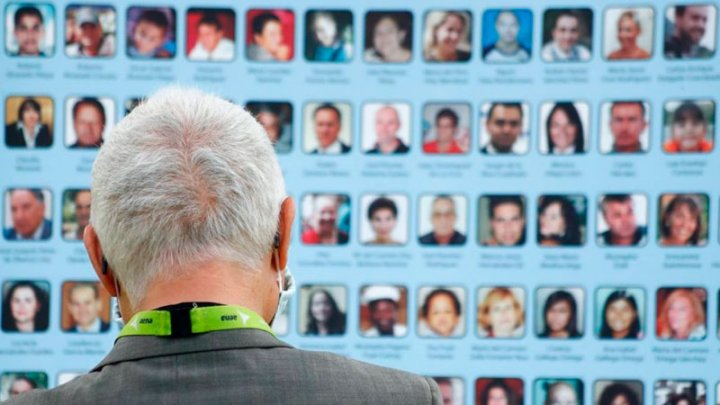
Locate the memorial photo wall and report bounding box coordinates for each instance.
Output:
[1,0,719,404]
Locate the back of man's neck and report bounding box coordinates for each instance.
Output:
[135,261,273,322]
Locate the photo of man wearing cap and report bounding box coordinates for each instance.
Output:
[360,285,408,337]
[65,6,116,57]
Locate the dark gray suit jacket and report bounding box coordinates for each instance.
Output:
[8,329,441,404]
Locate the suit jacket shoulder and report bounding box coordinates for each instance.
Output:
[8,329,441,405]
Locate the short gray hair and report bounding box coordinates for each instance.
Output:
[91,86,285,308]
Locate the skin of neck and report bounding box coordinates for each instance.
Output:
[16,320,34,332]
[84,198,295,326]
[610,232,635,246]
[379,137,399,153]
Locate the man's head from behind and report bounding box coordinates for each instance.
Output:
[674,6,708,44]
[14,6,44,55]
[9,188,45,238]
[68,283,102,329]
[86,87,287,315]
[197,13,224,52]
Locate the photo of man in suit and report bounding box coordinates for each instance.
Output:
[64,283,110,333]
[3,189,51,241]
[310,103,350,154]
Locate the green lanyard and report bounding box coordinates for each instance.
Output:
[118,305,275,338]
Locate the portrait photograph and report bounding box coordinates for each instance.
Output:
[422,103,471,154]
[599,101,650,154]
[245,9,294,62]
[0,372,47,400]
[65,5,116,58]
[596,194,648,247]
[534,379,583,405]
[298,285,347,336]
[1,280,50,333]
[535,287,585,339]
[304,10,353,62]
[5,3,55,57]
[61,281,111,333]
[124,97,142,116]
[478,195,526,247]
[61,189,91,241]
[656,287,707,340]
[126,7,176,59]
[5,96,54,148]
[186,8,235,62]
[361,102,411,154]
[418,194,467,246]
[359,284,407,338]
[537,194,587,247]
[538,101,590,155]
[657,193,709,247]
[303,102,352,154]
[432,377,464,405]
[662,99,715,153]
[64,96,114,148]
[3,188,52,241]
[654,380,706,405]
[594,288,645,340]
[417,286,466,338]
[479,102,530,155]
[423,10,472,62]
[364,11,412,63]
[476,286,525,339]
[481,9,532,64]
[300,193,350,245]
[541,8,593,62]
[246,101,293,154]
[476,378,523,405]
[359,194,408,246]
[603,7,654,60]
[664,5,717,59]
[594,380,643,405]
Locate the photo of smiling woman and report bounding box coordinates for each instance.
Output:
[477,287,525,339]
[658,194,708,247]
[656,287,707,341]
[300,194,350,245]
[596,288,644,340]
[299,286,347,336]
[1,280,50,333]
[536,287,584,339]
[603,7,654,60]
[363,11,412,63]
[539,101,589,155]
[417,286,465,338]
[423,10,472,62]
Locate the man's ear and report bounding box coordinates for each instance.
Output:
[274,197,295,271]
[83,224,118,297]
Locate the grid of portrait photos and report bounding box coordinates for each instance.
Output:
[2,1,720,404]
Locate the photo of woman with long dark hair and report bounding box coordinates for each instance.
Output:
[302,287,346,336]
[598,289,642,339]
[538,289,582,339]
[1,281,49,333]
